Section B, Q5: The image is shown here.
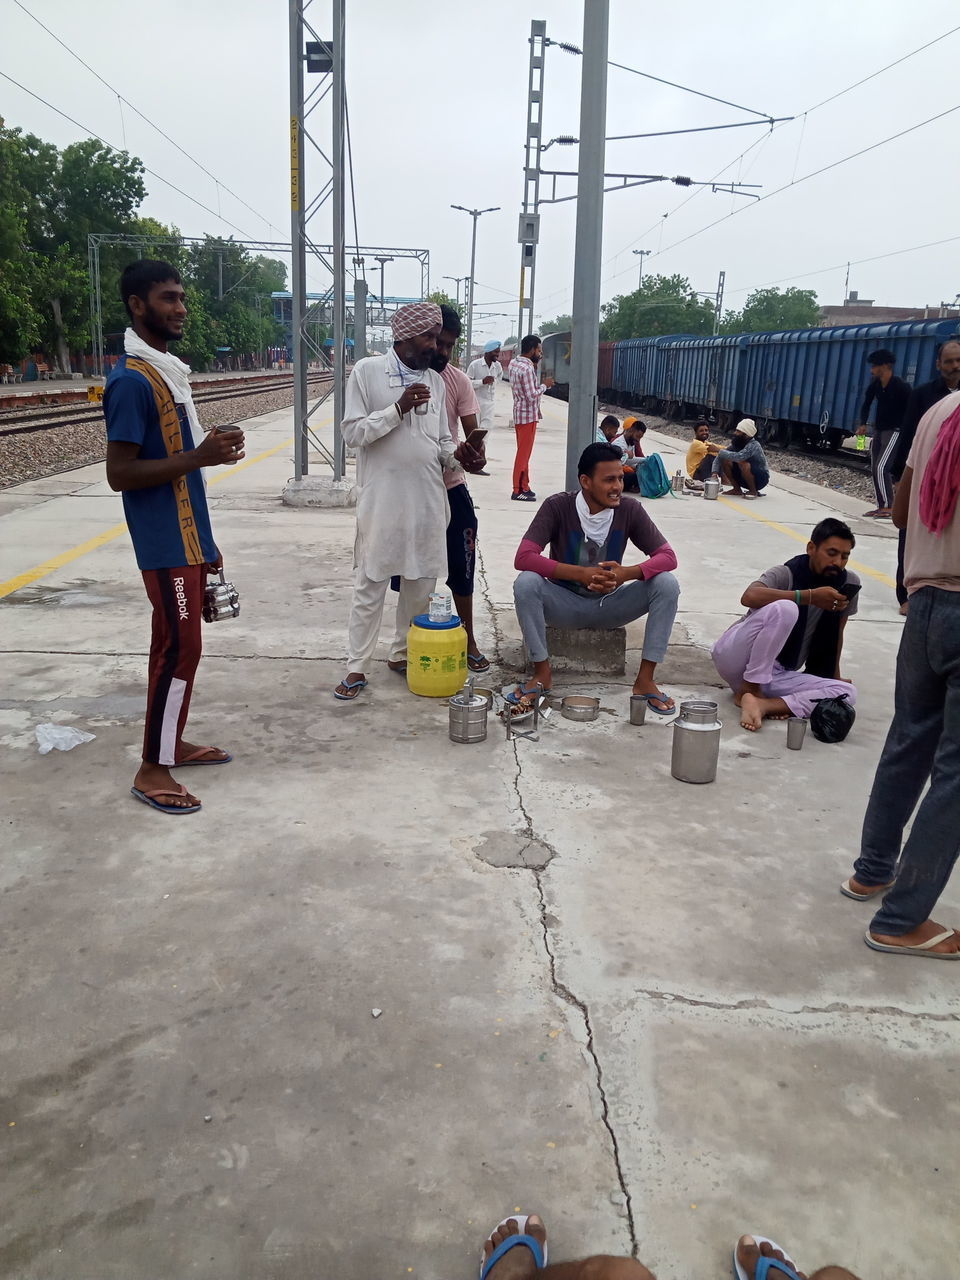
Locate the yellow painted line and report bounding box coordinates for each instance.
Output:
[0,436,293,601]
[717,494,896,588]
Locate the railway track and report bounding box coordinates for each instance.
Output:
[0,374,332,438]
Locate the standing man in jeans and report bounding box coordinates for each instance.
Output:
[510,442,680,714]
[857,347,911,519]
[889,338,960,612]
[845,390,960,958]
[508,334,552,501]
[105,259,243,815]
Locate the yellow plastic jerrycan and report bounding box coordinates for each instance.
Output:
[406,613,467,697]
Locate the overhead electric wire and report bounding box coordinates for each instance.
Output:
[0,70,255,239]
[608,60,774,121]
[654,102,960,258]
[726,233,960,295]
[599,23,960,277]
[344,93,364,276]
[11,0,284,236]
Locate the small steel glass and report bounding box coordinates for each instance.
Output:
[786,717,808,750]
[629,695,648,725]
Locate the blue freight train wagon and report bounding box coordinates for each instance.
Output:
[739,319,960,450]
[655,334,750,420]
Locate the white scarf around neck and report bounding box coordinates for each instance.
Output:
[575,490,615,544]
[124,328,204,452]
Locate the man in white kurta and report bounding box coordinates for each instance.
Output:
[466,340,503,431]
[334,302,462,700]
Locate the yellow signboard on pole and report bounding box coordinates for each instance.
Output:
[290,117,300,211]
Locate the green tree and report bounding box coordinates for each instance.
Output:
[540,314,572,335]
[720,286,819,334]
[600,274,715,340]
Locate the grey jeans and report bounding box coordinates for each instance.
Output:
[854,586,960,935]
[513,570,680,665]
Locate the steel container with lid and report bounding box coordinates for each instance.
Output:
[448,678,489,743]
[703,475,721,501]
[670,699,722,784]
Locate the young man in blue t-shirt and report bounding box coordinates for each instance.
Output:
[104,260,245,815]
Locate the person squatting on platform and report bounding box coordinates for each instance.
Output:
[510,442,680,716]
[104,260,242,815]
[712,418,770,498]
[466,339,503,432]
[711,518,859,732]
[846,390,960,960]
[334,301,463,701]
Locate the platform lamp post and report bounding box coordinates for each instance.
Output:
[633,249,651,290]
[442,275,468,306]
[373,255,393,306]
[451,204,499,363]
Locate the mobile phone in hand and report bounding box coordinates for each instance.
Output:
[466,428,488,446]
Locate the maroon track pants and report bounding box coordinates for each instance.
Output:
[141,564,205,765]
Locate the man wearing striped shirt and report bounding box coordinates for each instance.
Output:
[508,334,552,501]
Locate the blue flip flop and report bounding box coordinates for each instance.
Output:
[333,677,368,701]
[733,1235,803,1280]
[637,691,675,716]
[131,785,201,815]
[480,1215,547,1280]
[504,682,548,707]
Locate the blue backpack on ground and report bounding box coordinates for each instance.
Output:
[637,453,671,498]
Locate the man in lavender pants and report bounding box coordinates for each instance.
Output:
[712,518,860,731]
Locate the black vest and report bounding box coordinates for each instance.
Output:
[777,554,855,678]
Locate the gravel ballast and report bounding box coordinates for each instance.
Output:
[0,384,300,488]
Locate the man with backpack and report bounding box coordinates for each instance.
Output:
[508,442,680,715]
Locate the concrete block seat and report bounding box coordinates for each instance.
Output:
[523,624,626,676]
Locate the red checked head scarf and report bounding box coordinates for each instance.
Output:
[391,302,442,342]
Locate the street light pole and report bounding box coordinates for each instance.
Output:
[443,275,468,306]
[451,204,499,363]
[373,255,393,306]
[632,248,651,290]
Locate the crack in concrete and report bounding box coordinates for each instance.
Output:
[504,735,639,1255]
[473,537,639,1253]
[632,987,960,1021]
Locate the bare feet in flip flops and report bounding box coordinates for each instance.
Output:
[482,1217,547,1280]
[736,1235,808,1279]
[133,762,199,810]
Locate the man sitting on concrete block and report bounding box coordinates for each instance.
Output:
[509,441,680,715]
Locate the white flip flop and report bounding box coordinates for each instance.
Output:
[864,928,960,958]
[480,1214,548,1280]
[733,1234,802,1280]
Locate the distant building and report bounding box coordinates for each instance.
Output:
[819,290,959,328]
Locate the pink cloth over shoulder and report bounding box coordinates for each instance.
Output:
[918,403,960,535]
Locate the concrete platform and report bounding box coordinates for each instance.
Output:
[1,386,958,1279]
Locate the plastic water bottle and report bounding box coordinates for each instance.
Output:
[428,589,453,622]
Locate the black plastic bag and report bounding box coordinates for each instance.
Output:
[810,693,856,743]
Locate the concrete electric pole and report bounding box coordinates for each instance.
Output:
[633,248,651,290]
[565,0,609,490]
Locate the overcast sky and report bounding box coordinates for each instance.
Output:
[4,0,958,344]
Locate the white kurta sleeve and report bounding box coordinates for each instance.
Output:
[467,359,486,390]
[341,363,403,448]
[435,382,462,474]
